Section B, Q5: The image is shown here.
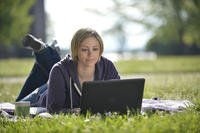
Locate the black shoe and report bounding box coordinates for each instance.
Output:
[50,40,61,55]
[22,34,44,51]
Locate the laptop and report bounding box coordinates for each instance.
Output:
[80,78,145,114]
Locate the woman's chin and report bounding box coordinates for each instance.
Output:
[84,62,96,67]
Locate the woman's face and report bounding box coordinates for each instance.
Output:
[78,37,100,67]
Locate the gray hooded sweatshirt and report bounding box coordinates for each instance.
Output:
[47,55,120,114]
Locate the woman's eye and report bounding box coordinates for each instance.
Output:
[93,48,99,51]
[81,49,88,52]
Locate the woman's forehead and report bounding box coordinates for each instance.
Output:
[80,37,100,47]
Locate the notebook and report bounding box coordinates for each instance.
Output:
[80,78,145,114]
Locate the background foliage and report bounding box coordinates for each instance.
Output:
[0,0,35,46]
[0,0,36,58]
[90,0,200,55]
[145,0,200,54]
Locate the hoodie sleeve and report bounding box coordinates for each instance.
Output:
[47,64,69,114]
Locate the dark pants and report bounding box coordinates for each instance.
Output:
[16,46,61,101]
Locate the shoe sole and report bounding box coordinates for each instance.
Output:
[22,34,42,51]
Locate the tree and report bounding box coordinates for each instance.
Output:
[87,0,200,54]
[142,0,200,54]
[0,0,36,46]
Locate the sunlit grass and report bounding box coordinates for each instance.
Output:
[142,73,200,102]
[0,77,25,102]
[0,56,200,133]
[0,58,34,77]
[115,56,200,75]
[0,56,200,77]
[0,110,199,133]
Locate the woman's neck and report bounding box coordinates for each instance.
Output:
[77,64,95,86]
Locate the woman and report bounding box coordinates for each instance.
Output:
[47,28,120,114]
[16,28,120,114]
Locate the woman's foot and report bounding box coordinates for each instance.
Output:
[22,34,45,51]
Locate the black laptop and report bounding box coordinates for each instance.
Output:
[80,78,145,114]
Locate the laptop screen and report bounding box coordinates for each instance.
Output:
[80,78,145,114]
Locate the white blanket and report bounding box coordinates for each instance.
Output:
[142,99,193,112]
[0,99,194,117]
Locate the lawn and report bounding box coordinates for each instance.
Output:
[0,56,200,133]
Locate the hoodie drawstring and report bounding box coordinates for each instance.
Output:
[69,77,82,109]
[69,77,73,109]
[74,83,82,96]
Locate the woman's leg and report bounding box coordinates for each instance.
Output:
[16,36,61,101]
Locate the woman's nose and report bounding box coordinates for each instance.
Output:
[88,49,92,55]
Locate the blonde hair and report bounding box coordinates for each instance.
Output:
[71,28,104,62]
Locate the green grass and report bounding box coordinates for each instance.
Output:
[0,78,25,102]
[0,56,200,77]
[143,73,200,101]
[0,58,34,77]
[0,56,200,133]
[1,73,199,103]
[1,109,200,133]
[115,56,200,75]
[1,111,199,133]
